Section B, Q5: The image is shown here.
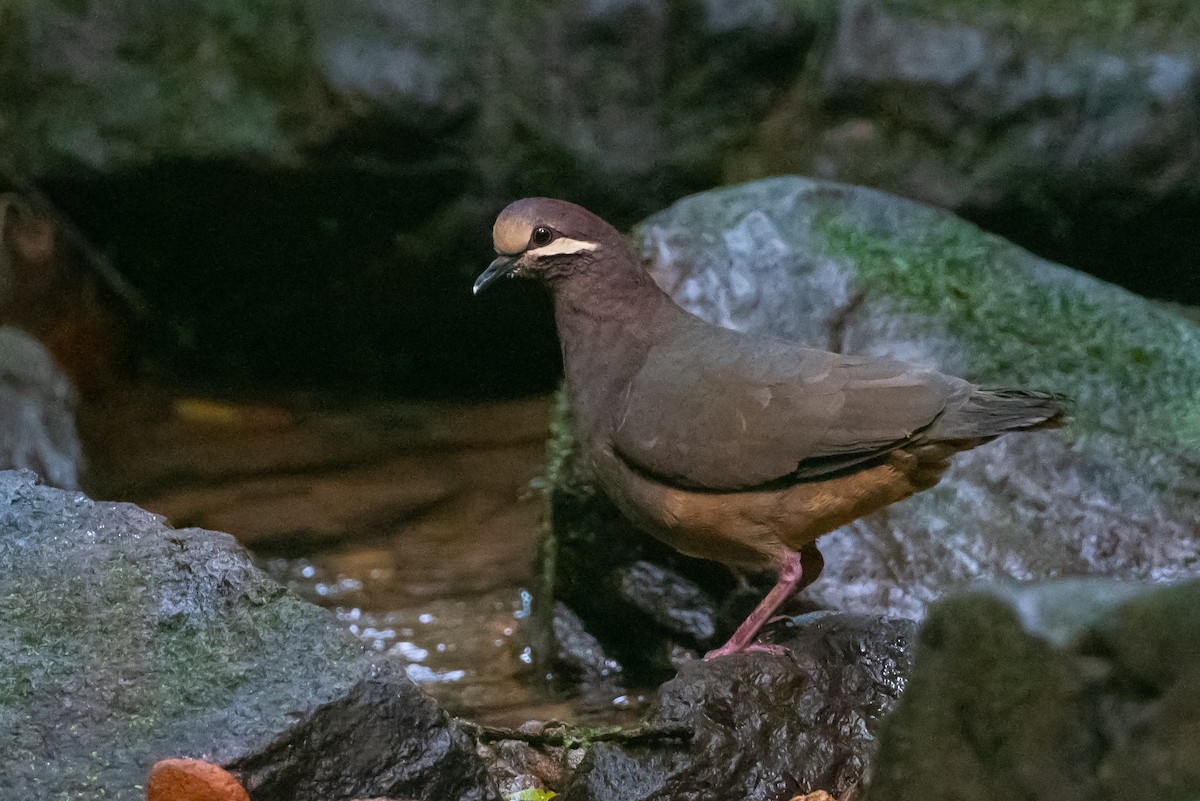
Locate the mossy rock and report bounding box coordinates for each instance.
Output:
[0,470,486,801]
[868,578,1200,801]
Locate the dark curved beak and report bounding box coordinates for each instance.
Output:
[473,255,519,295]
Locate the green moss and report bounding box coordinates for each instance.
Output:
[816,206,1200,448]
[875,0,1200,51]
[543,388,583,493]
[0,490,367,797]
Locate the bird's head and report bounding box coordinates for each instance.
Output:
[473,198,621,295]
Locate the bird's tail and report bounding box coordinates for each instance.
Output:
[928,388,1068,441]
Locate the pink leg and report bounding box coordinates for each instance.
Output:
[703,551,804,660]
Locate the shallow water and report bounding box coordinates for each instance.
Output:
[81,386,626,726]
[262,556,552,724]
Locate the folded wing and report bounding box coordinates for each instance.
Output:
[611,326,969,490]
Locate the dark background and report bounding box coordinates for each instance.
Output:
[3,0,1198,399]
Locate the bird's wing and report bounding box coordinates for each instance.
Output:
[611,326,968,490]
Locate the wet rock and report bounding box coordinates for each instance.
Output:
[546,177,1200,671]
[228,669,486,801]
[564,612,916,800]
[0,470,487,801]
[551,602,624,686]
[0,327,81,489]
[867,578,1200,801]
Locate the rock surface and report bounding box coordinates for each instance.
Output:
[867,578,1200,801]
[0,327,81,489]
[564,612,916,800]
[730,0,1200,300]
[545,177,1200,674]
[0,0,807,208]
[0,470,487,801]
[6,0,1199,231]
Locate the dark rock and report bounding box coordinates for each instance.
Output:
[546,177,1200,671]
[0,328,81,488]
[228,668,484,801]
[0,470,487,801]
[17,0,1198,245]
[616,561,720,643]
[551,602,624,686]
[0,0,810,202]
[564,612,916,801]
[867,578,1200,801]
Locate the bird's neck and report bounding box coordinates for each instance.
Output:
[551,264,673,440]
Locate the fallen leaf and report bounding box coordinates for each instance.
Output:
[146,758,249,801]
[788,792,837,801]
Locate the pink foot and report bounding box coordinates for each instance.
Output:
[701,552,805,661]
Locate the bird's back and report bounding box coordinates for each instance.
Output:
[605,306,991,491]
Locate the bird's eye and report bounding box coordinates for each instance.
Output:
[532,226,554,247]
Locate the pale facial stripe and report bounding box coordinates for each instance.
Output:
[528,237,599,257]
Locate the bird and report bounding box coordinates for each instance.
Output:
[474,197,1065,660]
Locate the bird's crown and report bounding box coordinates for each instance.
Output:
[475,198,635,295]
[491,197,614,257]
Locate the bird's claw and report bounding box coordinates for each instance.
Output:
[702,641,787,661]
